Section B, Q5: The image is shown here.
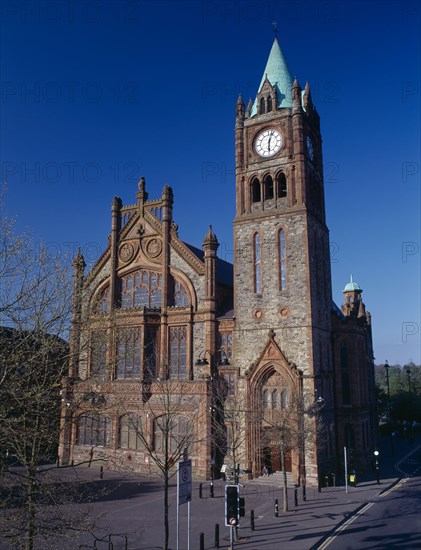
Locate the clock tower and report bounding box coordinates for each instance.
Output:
[233,37,335,481]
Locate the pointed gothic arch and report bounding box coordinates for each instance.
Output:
[264,174,274,200]
[251,177,261,203]
[247,360,302,478]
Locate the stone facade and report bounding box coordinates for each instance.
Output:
[59,38,376,484]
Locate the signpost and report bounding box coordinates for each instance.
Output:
[177,453,192,550]
[178,459,192,505]
[344,447,348,494]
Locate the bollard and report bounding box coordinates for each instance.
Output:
[214,523,219,548]
[302,484,306,501]
[250,509,255,531]
[100,466,104,479]
[274,498,279,517]
[210,481,214,498]
[199,483,203,499]
[200,532,205,550]
[294,488,298,507]
[318,478,321,493]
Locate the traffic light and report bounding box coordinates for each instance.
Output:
[225,485,239,526]
[239,496,245,518]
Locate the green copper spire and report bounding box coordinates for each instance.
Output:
[251,37,294,116]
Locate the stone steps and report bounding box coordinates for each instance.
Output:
[249,471,296,488]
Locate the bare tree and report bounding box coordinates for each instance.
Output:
[0,190,105,549]
[262,389,325,512]
[212,377,256,484]
[115,377,205,550]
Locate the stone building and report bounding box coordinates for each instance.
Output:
[59,38,376,483]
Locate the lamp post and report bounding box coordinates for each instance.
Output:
[405,366,413,443]
[374,450,380,484]
[384,360,391,424]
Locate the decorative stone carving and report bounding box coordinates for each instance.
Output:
[253,308,263,321]
[119,242,136,263]
[144,237,163,259]
[279,307,290,319]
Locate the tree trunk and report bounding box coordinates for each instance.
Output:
[26,468,36,550]
[280,438,288,512]
[164,470,169,550]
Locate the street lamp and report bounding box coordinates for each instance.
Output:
[196,349,230,378]
[384,360,391,424]
[374,450,380,484]
[405,366,413,443]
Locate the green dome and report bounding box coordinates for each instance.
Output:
[343,275,362,293]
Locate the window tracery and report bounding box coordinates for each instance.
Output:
[169,326,187,379]
[120,270,162,309]
[119,414,144,450]
[77,414,111,447]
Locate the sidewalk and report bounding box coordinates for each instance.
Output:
[25,434,418,549]
[194,434,418,550]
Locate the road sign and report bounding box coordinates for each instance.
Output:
[178,459,192,505]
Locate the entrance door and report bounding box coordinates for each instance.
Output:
[263,429,292,473]
[271,447,291,472]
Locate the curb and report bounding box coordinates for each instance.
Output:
[308,476,400,550]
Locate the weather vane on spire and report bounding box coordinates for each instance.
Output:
[272,20,278,37]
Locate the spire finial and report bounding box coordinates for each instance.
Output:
[350,274,353,282]
[272,20,278,38]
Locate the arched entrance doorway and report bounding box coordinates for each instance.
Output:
[246,358,303,481]
[261,372,292,473]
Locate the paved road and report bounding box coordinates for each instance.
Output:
[318,446,421,550]
[2,437,420,549]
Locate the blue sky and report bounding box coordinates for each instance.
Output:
[1,0,420,364]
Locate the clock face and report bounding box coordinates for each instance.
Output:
[255,129,283,158]
[307,136,314,161]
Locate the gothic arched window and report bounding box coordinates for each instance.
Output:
[90,331,107,380]
[154,414,193,453]
[277,172,287,198]
[252,177,261,203]
[267,95,273,112]
[281,389,288,409]
[144,326,158,381]
[169,326,187,379]
[96,286,110,313]
[272,389,279,409]
[264,175,274,200]
[116,329,141,379]
[263,389,270,409]
[77,414,111,447]
[259,97,265,114]
[341,345,351,405]
[278,228,287,290]
[253,233,262,293]
[120,270,162,309]
[174,280,189,307]
[119,414,144,450]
